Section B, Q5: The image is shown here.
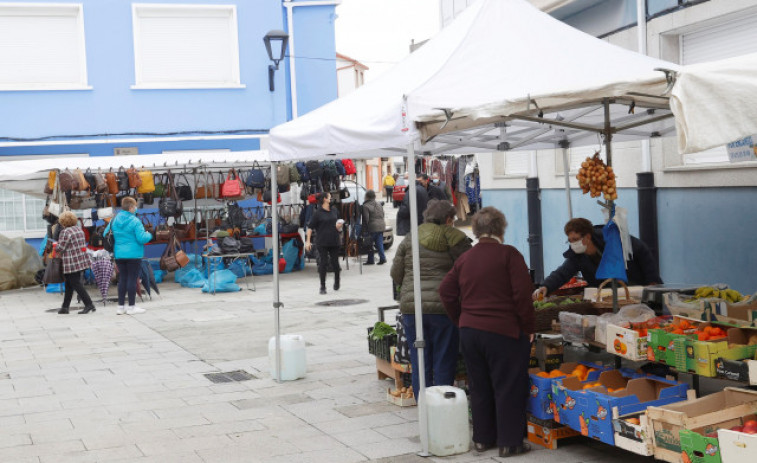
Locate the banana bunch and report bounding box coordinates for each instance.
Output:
[691,287,746,303]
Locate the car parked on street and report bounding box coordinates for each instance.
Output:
[391,185,407,208]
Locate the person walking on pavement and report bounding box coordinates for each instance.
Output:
[55,211,96,315]
[431,172,453,201]
[361,189,386,265]
[396,173,430,236]
[305,192,342,294]
[391,199,472,395]
[105,196,152,315]
[383,171,395,201]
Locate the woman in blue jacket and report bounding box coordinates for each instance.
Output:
[105,197,152,315]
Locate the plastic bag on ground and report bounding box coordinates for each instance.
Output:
[201,269,241,293]
[179,267,207,289]
[228,259,252,278]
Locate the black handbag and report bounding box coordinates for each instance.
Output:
[239,237,254,253]
[158,171,183,218]
[117,167,130,192]
[220,236,241,254]
[246,161,266,189]
[43,257,64,284]
[175,174,193,201]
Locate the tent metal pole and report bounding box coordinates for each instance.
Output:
[603,99,620,314]
[272,162,282,383]
[559,142,573,219]
[407,142,429,457]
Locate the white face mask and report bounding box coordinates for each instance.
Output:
[570,239,587,254]
[432,178,440,185]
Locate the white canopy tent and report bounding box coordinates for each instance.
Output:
[268,0,689,454]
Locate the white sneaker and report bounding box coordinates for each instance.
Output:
[126,306,146,315]
[116,306,126,315]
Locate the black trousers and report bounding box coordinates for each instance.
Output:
[317,245,340,287]
[460,327,530,448]
[62,270,94,309]
[116,259,141,306]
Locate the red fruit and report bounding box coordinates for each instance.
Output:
[744,420,757,428]
[706,432,718,438]
[731,426,744,432]
[744,425,757,435]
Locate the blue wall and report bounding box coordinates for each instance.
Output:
[291,5,338,116]
[0,138,260,157]
[481,189,529,265]
[658,188,757,294]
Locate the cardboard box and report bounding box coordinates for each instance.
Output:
[612,411,654,456]
[715,358,757,385]
[685,327,757,377]
[552,368,630,433]
[607,323,648,361]
[718,428,757,463]
[647,387,757,462]
[527,361,606,422]
[648,316,701,365]
[556,370,689,446]
[664,294,755,327]
[679,413,757,463]
[527,416,579,450]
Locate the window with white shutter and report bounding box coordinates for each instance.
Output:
[131,4,243,89]
[0,4,90,91]
[504,151,531,176]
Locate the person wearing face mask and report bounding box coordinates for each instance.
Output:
[105,196,152,315]
[391,199,472,396]
[430,172,452,201]
[305,192,342,295]
[532,217,662,300]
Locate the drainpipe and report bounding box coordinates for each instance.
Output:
[635,0,659,265]
[283,0,342,119]
[526,151,544,284]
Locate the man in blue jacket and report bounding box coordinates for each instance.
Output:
[533,218,662,299]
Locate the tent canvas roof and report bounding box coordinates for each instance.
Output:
[269,0,680,161]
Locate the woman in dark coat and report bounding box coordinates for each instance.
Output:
[439,206,534,457]
[55,211,96,314]
[305,192,342,294]
[361,189,386,265]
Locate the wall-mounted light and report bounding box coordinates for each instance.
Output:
[263,29,289,92]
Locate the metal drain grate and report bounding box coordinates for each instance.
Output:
[204,370,256,384]
[315,299,369,307]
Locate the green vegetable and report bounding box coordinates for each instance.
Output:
[370,322,396,340]
[541,302,557,309]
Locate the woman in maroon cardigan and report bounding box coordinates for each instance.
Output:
[439,207,535,457]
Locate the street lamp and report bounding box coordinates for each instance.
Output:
[263,29,289,92]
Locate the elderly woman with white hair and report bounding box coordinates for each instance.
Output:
[439,206,534,458]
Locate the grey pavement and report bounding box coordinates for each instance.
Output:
[0,205,647,462]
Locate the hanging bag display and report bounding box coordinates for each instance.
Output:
[342,158,357,175]
[159,232,180,272]
[58,168,76,192]
[175,173,193,201]
[137,170,155,194]
[83,168,97,191]
[74,168,89,192]
[277,164,291,188]
[127,166,142,189]
[154,220,171,242]
[117,167,130,191]
[288,162,300,184]
[195,173,216,199]
[94,169,108,193]
[220,169,244,199]
[153,173,167,198]
[158,171,183,218]
[43,256,64,285]
[105,170,119,194]
[44,170,57,195]
[246,161,266,189]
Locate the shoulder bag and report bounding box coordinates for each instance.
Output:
[220,169,244,200]
[175,174,193,201]
[160,232,188,271]
[75,168,90,192]
[83,168,97,191]
[117,167,130,192]
[246,161,266,189]
[158,171,183,218]
[44,170,57,195]
[137,170,155,194]
[94,169,108,193]
[43,256,64,285]
[59,168,76,192]
[195,172,216,199]
[277,164,291,188]
[127,166,142,189]
[105,170,119,194]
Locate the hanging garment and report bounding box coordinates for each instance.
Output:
[455,192,470,219]
[458,158,467,192]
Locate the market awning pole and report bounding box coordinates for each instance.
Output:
[602,99,620,315]
[272,161,282,383]
[407,141,430,457]
[560,142,573,219]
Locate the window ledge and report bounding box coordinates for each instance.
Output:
[131,83,246,90]
[0,85,93,92]
[0,230,46,239]
[664,161,757,173]
[493,174,528,180]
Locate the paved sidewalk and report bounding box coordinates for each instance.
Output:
[0,223,648,461]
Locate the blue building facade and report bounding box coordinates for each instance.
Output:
[0,0,338,239]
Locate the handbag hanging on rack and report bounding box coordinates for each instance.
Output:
[137,169,155,194]
[44,170,57,195]
[160,232,180,272]
[117,167,130,192]
[127,166,142,189]
[158,171,183,218]
[220,169,244,200]
[195,173,216,199]
[246,161,266,190]
[175,173,193,201]
[105,170,119,194]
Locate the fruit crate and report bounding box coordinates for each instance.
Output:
[367,327,396,362]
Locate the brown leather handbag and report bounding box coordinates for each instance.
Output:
[105,171,119,194]
[59,169,76,192]
[195,174,216,199]
[127,166,142,189]
[75,168,90,191]
[160,232,188,271]
[155,222,171,242]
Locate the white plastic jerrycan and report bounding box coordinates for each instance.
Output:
[426,385,470,456]
[268,334,306,381]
